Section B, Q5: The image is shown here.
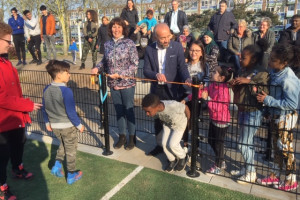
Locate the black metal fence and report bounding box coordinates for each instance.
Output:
[19,69,300,195]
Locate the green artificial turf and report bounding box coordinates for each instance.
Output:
[7,140,136,200]
[112,168,265,200]
[6,140,265,200]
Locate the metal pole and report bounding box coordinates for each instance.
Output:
[187,76,200,178]
[264,121,272,161]
[100,73,113,156]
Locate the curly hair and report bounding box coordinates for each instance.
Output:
[271,43,297,65]
[0,22,13,38]
[108,17,129,38]
[86,10,98,23]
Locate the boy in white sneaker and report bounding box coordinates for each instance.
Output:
[142,94,190,172]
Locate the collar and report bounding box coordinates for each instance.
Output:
[113,35,124,42]
[51,82,66,86]
[271,67,288,77]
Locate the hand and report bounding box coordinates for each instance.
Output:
[256,91,267,103]
[202,91,208,99]
[199,84,204,90]
[46,125,52,132]
[88,38,93,43]
[33,103,43,111]
[80,125,85,133]
[124,20,129,26]
[234,77,251,85]
[27,38,31,42]
[185,78,192,87]
[109,73,121,79]
[156,73,167,82]
[91,67,99,74]
[181,100,186,104]
[96,45,99,49]
[228,79,235,86]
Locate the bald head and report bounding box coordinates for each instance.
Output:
[155,23,171,49]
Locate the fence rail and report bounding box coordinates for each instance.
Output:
[19,70,300,195]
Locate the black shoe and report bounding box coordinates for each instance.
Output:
[36,60,42,65]
[165,159,178,172]
[147,145,163,156]
[12,163,33,180]
[174,156,187,172]
[0,184,16,200]
[23,61,27,65]
[29,60,38,64]
[125,135,135,150]
[114,134,126,149]
[79,63,85,70]
[16,61,22,66]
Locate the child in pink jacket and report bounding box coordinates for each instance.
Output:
[183,66,233,175]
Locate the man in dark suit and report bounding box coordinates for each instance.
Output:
[143,23,190,156]
[164,0,188,39]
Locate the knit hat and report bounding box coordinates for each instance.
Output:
[203,30,214,39]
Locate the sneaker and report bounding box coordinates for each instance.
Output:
[165,160,178,173]
[175,156,187,172]
[221,161,227,170]
[0,184,16,200]
[51,160,64,178]
[67,171,83,185]
[257,176,280,186]
[206,165,221,175]
[275,181,299,191]
[230,167,246,176]
[16,61,22,66]
[12,163,33,180]
[147,145,163,156]
[23,61,27,65]
[237,171,256,184]
[36,60,42,65]
[29,60,38,64]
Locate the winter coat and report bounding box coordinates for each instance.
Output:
[233,66,269,112]
[40,13,56,38]
[208,11,237,41]
[164,10,188,34]
[252,29,275,54]
[228,29,253,55]
[120,8,139,28]
[97,24,111,54]
[278,27,300,46]
[8,14,24,35]
[0,57,33,132]
[83,21,98,40]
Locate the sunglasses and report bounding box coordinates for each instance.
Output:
[0,38,12,45]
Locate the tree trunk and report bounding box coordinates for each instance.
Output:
[0,8,3,22]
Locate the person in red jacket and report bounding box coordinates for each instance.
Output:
[0,21,42,200]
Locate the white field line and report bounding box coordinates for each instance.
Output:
[100,166,144,200]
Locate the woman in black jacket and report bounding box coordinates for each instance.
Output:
[120,0,139,37]
[96,16,111,54]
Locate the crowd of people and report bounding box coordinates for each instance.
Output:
[1,0,300,199]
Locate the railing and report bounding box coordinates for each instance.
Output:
[19,69,300,195]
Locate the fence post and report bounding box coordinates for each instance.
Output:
[100,73,113,156]
[187,76,200,178]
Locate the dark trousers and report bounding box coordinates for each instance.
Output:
[0,128,26,185]
[13,34,26,62]
[153,84,172,136]
[208,122,228,167]
[28,35,42,61]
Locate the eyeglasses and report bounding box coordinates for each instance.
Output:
[190,49,202,53]
[0,38,12,45]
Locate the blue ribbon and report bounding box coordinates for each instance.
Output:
[98,74,108,104]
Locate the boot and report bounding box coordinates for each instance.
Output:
[79,63,85,70]
[114,134,126,149]
[125,135,135,150]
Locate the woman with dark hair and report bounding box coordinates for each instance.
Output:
[201,30,219,76]
[96,16,111,54]
[120,0,139,37]
[80,9,98,69]
[91,17,139,150]
[180,40,210,149]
